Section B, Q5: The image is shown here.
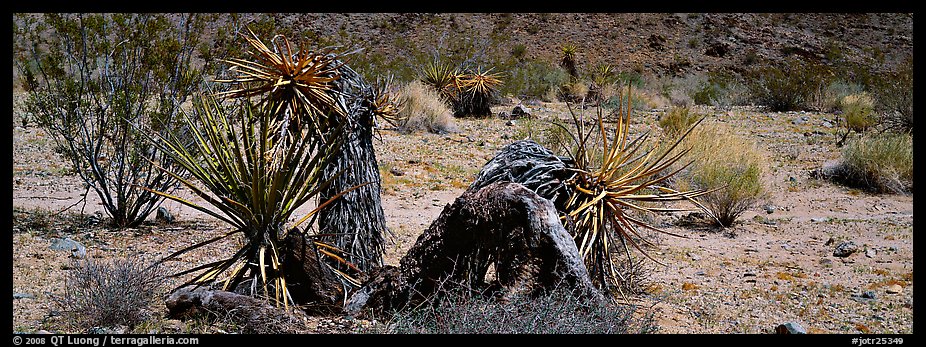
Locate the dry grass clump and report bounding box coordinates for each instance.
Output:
[825,133,912,194]
[671,122,767,227]
[659,106,702,137]
[396,80,458,134]
[840,92,877,132]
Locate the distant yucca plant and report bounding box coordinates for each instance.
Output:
[421,60,459,102]
[556,87,715,296]
[560,44,579,79]
[453,68,504,118]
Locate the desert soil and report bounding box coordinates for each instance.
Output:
[12,94,913,334]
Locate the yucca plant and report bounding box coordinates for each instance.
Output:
[560,44,579,79]
[216,29,346,140]
[213,29,391,272]
[556,87,716,297]
[454,68,504,118]
[142,93,358,308]
[421,60,459,102]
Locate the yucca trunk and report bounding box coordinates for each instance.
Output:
[317,65,388,272]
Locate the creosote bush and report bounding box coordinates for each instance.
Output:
[825,133,913,194]
[396,80,458,134]
[748,59,830,112]
[671,122,767,227]
[55,256,166,332]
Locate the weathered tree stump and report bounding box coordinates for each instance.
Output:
[345,181,602,316]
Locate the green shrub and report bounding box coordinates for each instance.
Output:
[827,133,912,194]
[368,286,657,334]
[396,81,457,134]
[840,92,877,133]
[748,59,830,112]
[501,60,570,100]
[673,123,766,227]
[55,256,166,332]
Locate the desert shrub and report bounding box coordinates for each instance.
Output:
[748,58,830,112]
[559,80,590,102]
[840,93,877,133]
[872,58,913,133]
[821,80,866,112]
[14,14,208,227]
[825,133,912,194]
[659,106,702,137]
[672,123,767,227]
[601,84,657,111]
[502,60,570,100]
[396,81,457,134]
[371,286,657,334]
[55,256,166,332]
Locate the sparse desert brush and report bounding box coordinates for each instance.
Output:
[672,122,767,227]
[559,80,589,102]
[54,256,166,332]
[841,92,877,133]
[397,80,457,134]
[659,106,702,137]
[825,133,912,194]
[370,286,656,334]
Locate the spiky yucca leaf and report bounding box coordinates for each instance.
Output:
[459,68,504,98]
[371,77,406,128]
[560,87,717,297]
[139,93,362,308]
[216,29,345,139]
[421,60,458,101]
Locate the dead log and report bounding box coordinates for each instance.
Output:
[468,140,576,211]
[165,287,306,333]
[346,181,603,316]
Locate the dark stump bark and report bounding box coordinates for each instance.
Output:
[345,181,602,316]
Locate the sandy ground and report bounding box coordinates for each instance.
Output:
[12,94,913,334]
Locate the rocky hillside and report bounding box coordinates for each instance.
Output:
[232,13,913,77]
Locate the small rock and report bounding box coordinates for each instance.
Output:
[824,237,835,246]
[13,293,34,300]
[505,120,516,126]
[862,290,877,299]
[833,241,858,257]
[819,258,833,266]
[686,252,701,261]
[886,284,903,294]
[389,167,405,176]
[501,134,510,140]
[695,270,706,276]
[811,217,829,223]
[776,322,807,334]
[764,204,776,214]
[497,111,511,119]
[821,120,834,128]
[743,272,757,277]
[511,104,532,118]
[50,238,87,259]
[865,248,877,258]
[791,116,810,125]
[888,246,899,253]
[156,206,174,224]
